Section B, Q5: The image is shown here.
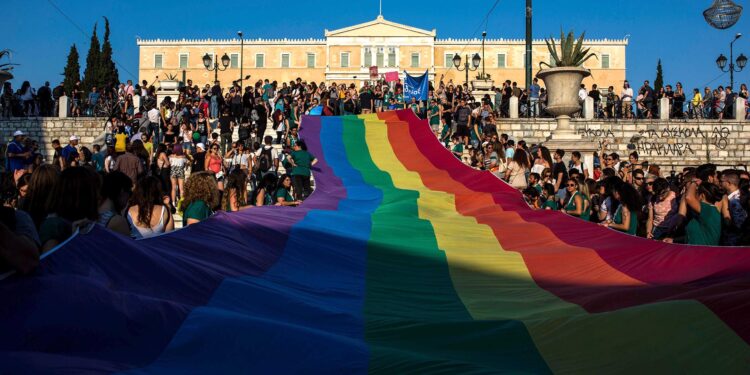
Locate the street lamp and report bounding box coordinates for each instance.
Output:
[203,52,230,83]
[453,53,481,87]
[716,33,746,89]
[237,31,244,89]
[479,31,487,80]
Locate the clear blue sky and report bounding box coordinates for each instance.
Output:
[6,0,750,90]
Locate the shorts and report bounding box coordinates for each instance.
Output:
[170,166,185,179]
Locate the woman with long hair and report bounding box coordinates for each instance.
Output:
[39,167,100,252]
[646,177,679,240]
[182,171,219,226]
[222,169,249,212]
[602,180,641,235]
[505,149,530,189]
[19,164,59,228]
[288,139,317,200]
[531,146,553,175]
[204,143,225,191]
[275,174,300,206]
[98,171,132,236]
[127,176,173,238]
[169,144,188,209]
[563,177,590,221]
[252,173,277,206]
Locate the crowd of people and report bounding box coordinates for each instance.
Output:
[2,75,749,277]
[442,119,749,246]
[5,76,750,120]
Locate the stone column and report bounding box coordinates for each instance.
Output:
[133,95,141,114]
[509,96,519,118]
[58,95,69,118]
[659,97,670,120]
[735,97,746,120]
[584,97,594,120]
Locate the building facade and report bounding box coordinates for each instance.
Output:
[137,16,627,89]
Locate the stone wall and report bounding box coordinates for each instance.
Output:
[1,116,748,175]
[495,118,750,173]
[0,117,106,160]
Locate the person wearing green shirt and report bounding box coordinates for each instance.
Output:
[540,183,559,210]
[563,178,590,221]
[182,171,218,226]
[529,173,543,194]
[275,174,300,206]
[409,98,420,115]
[601,180,641,235]
[288,140,318,201]
[440,121,451,147]
[451,134,464,159]
[682,180,722,246]
[428,99,441,132]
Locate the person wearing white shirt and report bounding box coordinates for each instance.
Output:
[620,81,634,119]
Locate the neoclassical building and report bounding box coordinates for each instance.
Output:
[137,16,628,89]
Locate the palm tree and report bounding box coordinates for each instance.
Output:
[0,49,16,85]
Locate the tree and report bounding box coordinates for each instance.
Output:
[82,23,101,92]
[99,17,119,88]
[62,44,81,96]
[654,59,664,93]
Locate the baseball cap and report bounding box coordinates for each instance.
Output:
[13,130,25,137]
[70,135,80,141]
[196,143,206,150]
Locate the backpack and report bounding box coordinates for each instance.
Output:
[258,147,273,172]
[238,125,250,140]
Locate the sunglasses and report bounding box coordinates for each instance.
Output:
[634,177,643,180]
[567,183,577,187]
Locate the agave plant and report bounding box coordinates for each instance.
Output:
[0,49,17,73]
[540,30,598,68]
[163,73,179,81]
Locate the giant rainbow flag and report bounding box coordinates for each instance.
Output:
[2,110,750,373]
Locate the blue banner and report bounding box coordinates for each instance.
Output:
[403,70,429,103]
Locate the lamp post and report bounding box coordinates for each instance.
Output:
[203,52,230,84]
[237,31,244,88]
[453,53,481,88]
[480,31,487,80]
[526,0,532,117]
[716,33,748,89]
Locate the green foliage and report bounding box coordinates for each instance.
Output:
[82,23,101,92]
[99,17,119,88]
[541,29,598,68]
[63,44,81,95]
[654,59,664,93]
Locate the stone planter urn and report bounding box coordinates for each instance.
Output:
[536,66,590,139]
[159,79,180,91]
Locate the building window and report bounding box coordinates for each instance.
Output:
[255,54,264,68]
[497,53,506,68]
[411,53,419,68]
[445,53,453,68]
[388,47,396,67]
[364,47,372,67]
[281,53,290,68]
[230,53,239,68]
[522,53,526,68]
[602,54,610,69]
[154,54,163,69]
[376,47,385,68]
[179,53,188,69]
[307,53,315,68]
[341,52,350,68]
